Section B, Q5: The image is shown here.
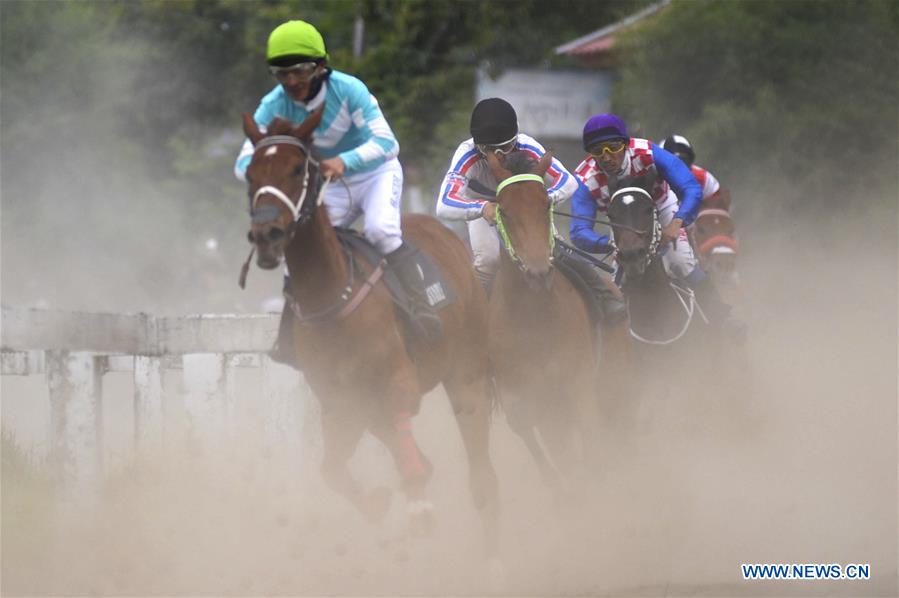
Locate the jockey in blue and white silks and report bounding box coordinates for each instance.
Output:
[235,19,441,344]
[435,98,582,288]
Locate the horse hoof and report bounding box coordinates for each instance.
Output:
[361,486,392,523]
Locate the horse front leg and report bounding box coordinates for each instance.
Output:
[500,388,560,488]
[369,380,435,535]
[319,398,392,523]
[444,375,500,556]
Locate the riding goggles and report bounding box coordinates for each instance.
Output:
[589,139,627,157]
[476,135,518,157]
[269,61,319,81]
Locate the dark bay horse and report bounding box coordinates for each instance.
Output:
[241,109,498,540]
[484,151,627,486]
[607,185,712,364]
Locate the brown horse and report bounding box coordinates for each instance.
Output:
[690,190,739,289]
[484,151,627,486]
[241,109,498,542]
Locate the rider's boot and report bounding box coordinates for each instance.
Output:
[386,242,443,343]
[691,274,746,345]
[556,249,627,326]
[475,268,495,298]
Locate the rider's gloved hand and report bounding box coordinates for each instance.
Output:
[660,217,684,247]
[481,202,497,225]
[320,156,346,178]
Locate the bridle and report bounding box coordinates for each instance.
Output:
[248,135,323,233]
[493,173,555,272]
[243,134,385,325]
[608,187,662,271]
[239,134,324,290]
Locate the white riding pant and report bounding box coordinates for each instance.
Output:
[323,158,404,255]
[468,216,501,278]
[657,189,699,280]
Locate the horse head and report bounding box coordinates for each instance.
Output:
[242,107,324,269]
[607,177,660,279]
[692,190,738,280]
[485,150,555,291]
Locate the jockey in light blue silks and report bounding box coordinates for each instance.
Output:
[235,20,441,354]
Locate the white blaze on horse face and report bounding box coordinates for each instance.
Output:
[622,194,635,205]
[264,146,278,157]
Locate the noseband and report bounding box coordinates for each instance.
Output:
[249,135,322,228]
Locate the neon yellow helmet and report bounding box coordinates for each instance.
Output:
[266,20,329,63]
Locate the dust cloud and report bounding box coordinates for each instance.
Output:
[2,176,896,597]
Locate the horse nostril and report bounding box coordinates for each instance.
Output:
[266,228,285,243]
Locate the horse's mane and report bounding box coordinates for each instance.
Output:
[504,151,538,175]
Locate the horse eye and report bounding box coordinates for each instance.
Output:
[293,165,304,177]
[247,230,255,243]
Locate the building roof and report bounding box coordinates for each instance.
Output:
[555,0,671,56]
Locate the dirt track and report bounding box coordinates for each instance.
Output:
[2,206,896,597]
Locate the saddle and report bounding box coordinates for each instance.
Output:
[334,227,456,323]
[553,239,623,328]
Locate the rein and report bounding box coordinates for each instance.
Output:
[628,280,709,345]
[551,209,648,235]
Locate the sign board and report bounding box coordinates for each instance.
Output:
[476,68,613,139]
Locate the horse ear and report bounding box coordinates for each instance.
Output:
[292,105,325,141]
[533,151,553,176]
[242,113,264,145]
[485,151,513,182]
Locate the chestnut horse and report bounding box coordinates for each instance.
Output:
[241,110,498,541]
[484,151,628,486]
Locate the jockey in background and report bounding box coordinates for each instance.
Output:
[435,98,625,324]
[570,114,744,341]
[661,134,739,282]
[660,134,722,202]
[234,20,440,358]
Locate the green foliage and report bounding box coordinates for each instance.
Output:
[614,0,899,205]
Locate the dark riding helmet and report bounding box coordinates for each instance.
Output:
[470,98,519,145]
[582,113,628,152]
[660,134,695,167]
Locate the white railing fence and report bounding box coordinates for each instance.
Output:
[1,306,314,499]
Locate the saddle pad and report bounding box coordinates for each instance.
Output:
[334,228,456,316]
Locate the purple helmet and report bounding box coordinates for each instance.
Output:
[582,113,628,151]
